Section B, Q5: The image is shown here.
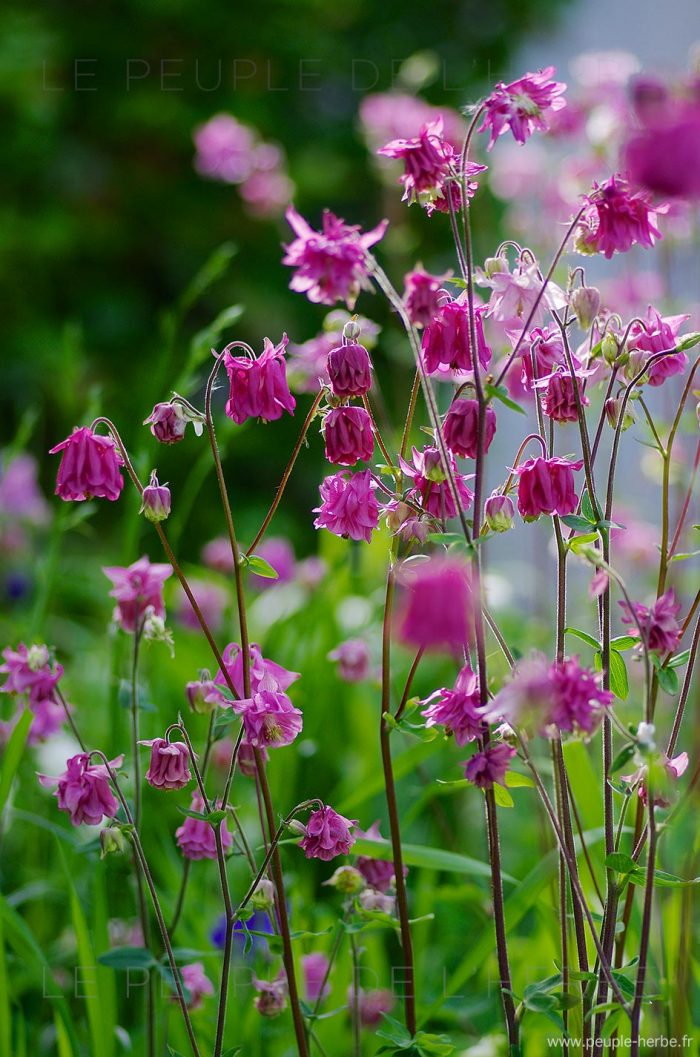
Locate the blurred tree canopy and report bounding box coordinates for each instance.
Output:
[1,0,570,552]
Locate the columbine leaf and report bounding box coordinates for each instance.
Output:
[656,665,679,696]
[564,627,600,650]
[98,946,156,969]
[245,554,279,579]
[605,852,637,875]
[610,744,636,774]
[561,515,593,531]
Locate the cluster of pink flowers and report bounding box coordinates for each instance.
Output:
[210,642,303,750]
[620,588,682,654]
[1,643,66,744]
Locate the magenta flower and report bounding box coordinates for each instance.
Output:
[179,963,214,1009]
[422,664,485,745]
[224,335,296,424]
[0,453,49,525]
[323,405,374,466]
[521,327,568,390]
[313,469,379,543]
[620,588,682,654]
[626,305,690,387]
[576,175,664,259]
[400,446,473,520]
[354,820,406,892]
[140,738,191,790]
[484,492,515,533]
[38,752,123,826]
[479,67,567,149]
[50,427,124,502]
[201,536,235,573]
[140,471,171,523]
[463,744,517,789]
[327,341,373,397]
[254,970,288,1017]
[421,299,492,375]
[535,366,590,422]
[397,558,472,652]
[302,953,331,1004]
[625,105,700,200]
[0,643,62,697]
[235,688,303,749]
[299,805,358,861]
[175,794,233,860]
[351,987,395,1028]
[515,456,583,520]
[212,642,300,701]
[102,556,173,633]
[144,402,202,445]
[193,114,255,183]
[444,398,497,459]
[327,639,372,683]
[545,658,614,734]
[403,267,447,328]
[283,205,387,308]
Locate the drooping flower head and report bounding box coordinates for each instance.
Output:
[463,743,517,789]
[323,405,374,466]
[620,588,682,654]
[299,805,358,861]
[520,326,568,390]
[50,427,124,502]
[396,558,473,652]
[253,970,288,1017]
[479,67,567,149]
[140,471,171,523]
[626,305,690,387]
[327,341,373,397]
[421,299,492,375]
[283,206,387,307]
[515,456,583,520]
[175,793,233,860]
[403,267,449,328]
[140,738,192,791]
[223,336,296,424]
[38,752,123,827]
[102,556,173,633]
[482,262,566,328]
[313,469,379,543]
[179,962,215,1010]
[422,664,485,745]
[144,402,204,445]
[484,492,515,533]
[302,953,331,1004]
[625,101,700,200]
[534,365,591,422]
[400,445,474,520]
[575,175,664,259]
[354,821,406,892]
[443,398,497,459]
[327,639,372,683]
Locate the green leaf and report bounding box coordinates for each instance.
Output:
[561,515,594,531]
[605,852,637,875]
[670,550,700,562]
[245,554,279,580]
[97,947,156,970]
[610,635,638,652]
[600,1007,625,1039]
[0,710,32,817]
[608,650,629,700]
[581,490,596,522]
[564,627,600,650]
[628,870,700,889]
[656,665,679,696]
[567,531,600,550]
[610,744,636,774]
[484,383,526,416]
[350,838,512,883]
[504,771,535,789]
[668,649,691,669]
[492,784,514,808]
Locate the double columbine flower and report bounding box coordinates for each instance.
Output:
[313,469,379,543]
[322,405,374,466]
[575,174,664,259]
[1,643,66,744]
[422,664,485,745]
[421,298,492,375]
[223,336,296,424]
[402,267,447,328]
[50,426,124,502]
[144,401,204,444]
[620,587,682,654]
[463,744,517,790]
[443,398,497,459]
[478,66,567,150]
[327,341,373,397]
[283,205,387,308]
[140,737,192,790]
[298,805,358,861]
[626,305,690,387]
[400,445,473,520]
[38,752,123,826]
[514,455,583,520]
[102,555,173,633]
[176,794,234,860]
[534,365,591,422]
[397,558,473,652]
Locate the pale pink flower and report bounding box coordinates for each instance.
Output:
[102,556,172,633]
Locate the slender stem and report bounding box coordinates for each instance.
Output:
[55,686,87,752]
[131,623,144,832]
[630,794,657,1055]
[395,647,425,724]
[350,934,362,1057]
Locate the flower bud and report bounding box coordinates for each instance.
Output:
[422,448,446,483]
[342,317,362,343]
[624,348,648,382]
[484,255,507,278]
[140,471,171,523]
[251,878,276,912]
[100,825,128,859]
[185,674,219,714]
[601,332,619,365]
[570,285,600,330]
[323,865,366,895]
[287,818,307,837]
[484,492,515,533]
[605,398,635,432]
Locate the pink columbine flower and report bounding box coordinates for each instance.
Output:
[223,335,296,424]
[422,664,485,745]
[534,366,590,422]
[463,743,517,789]
[313,469,379,543]
[102,556,173,633]
[403,267,448,328]
[350,987,396,1028]
[254,970,288,1017]
[0,643,67,744]
[211,642,300,702]
[545,658,614,734]
[327,342,373,397]
[482,261,566,328]
[623,751,689,807]
[397,558,473,652]
[38,752,123,827]
[50,427,124,502]
[443,398,497,459]
[520,326,569,390]
[354,820,405,892]
[485,652,557,730]
[575,175,664,259]
[283,205,387,308]
[323,405,374,466]
[299,805,358,861]
[175,794,233,860]
[515,456,583,520]
[302,953,331,1004]
[193,114,255,183]
[235,687,303,749]
[327,639,372,682]
[400,446,473,520]
[144,402,203,445]
[140,471,171,523]
[484,492,515,533]
[421,299,492,375]
[179,962,215,1009]
[140,738,191,790]
[626,305,690,387]
[0,453,50,526]
[625,101,700,200]
[620,588,682,654]
[479,67,567,149]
